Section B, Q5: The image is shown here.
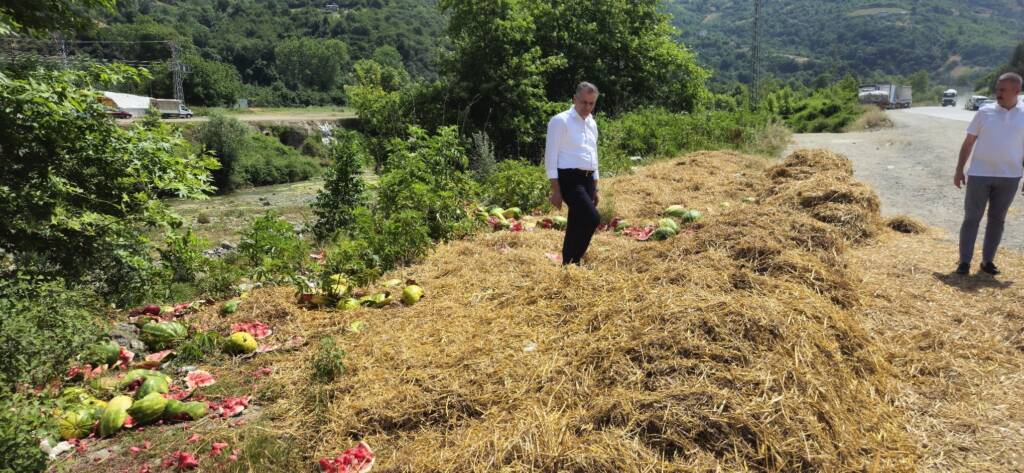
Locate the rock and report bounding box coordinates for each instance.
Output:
[109,323,146,352]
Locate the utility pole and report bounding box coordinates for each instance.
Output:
[751,0,764,107]
[168,41,188,101]
[52,32,69,68]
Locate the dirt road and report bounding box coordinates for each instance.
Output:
[787,106,1024,254]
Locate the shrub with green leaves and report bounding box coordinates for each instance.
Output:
[311,337,346,383]
[377,126,478,241]
[238,213,310,281]
[158,228,209,283]
[0,275,105,389]
[194,114,319,193]
[0,393,54,473]
[312,131,369,241]
[483,160,550,213]
[0,66,218,293]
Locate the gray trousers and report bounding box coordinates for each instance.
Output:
[959,175,1021,264]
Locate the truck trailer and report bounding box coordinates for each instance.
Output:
[151,99,193,119]
[858,84,912,109]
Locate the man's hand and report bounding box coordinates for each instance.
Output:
[549,179,563,210]
[592,189,600,207]
[954,169,966,189]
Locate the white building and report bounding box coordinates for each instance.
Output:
[99,91,152,117]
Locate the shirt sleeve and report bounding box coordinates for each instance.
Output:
[966,111,984,136]
[592,122,599,181]
[544,116,562,180]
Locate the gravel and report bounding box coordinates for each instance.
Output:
[787,107,1024,254]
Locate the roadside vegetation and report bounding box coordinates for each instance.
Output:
[0,0,939,471]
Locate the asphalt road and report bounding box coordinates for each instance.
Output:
[786,106,1024,256]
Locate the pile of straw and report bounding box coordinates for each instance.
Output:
[197,149,929,472]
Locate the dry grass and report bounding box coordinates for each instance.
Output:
[885,215,928,234]
[62,148,1024,471]
[844,106,894,132]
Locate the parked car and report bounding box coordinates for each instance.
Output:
[965,95,989,111]
[105,107,132,119]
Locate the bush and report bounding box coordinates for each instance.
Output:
[0,66,217,293]
[194,114,320,193]
[195,257,247,299]
[195,113,251,193]
[599,108,779,175]
[311,337,346,383]
[483,160,550,213]
[0,275,105,389]
[312,131,369,241]
[377,126,478,240]
[235,134,320,187]
[469,131,497,179]
[784,79,863,133]
[158,228,209,283]
[238,213,310,281]
[0,394,53,473]
[321,230,381,287]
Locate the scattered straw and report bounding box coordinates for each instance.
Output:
[886,215,928,234]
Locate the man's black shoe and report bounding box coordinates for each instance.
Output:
[980,262,1000,275]
[955,263,970,275]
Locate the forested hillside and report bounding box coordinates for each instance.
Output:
[664,0,1024,86]
[37,0,1023,104]
[71,0,445,105]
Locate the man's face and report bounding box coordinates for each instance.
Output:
[573,90,598,118]
[995,79,1021,108]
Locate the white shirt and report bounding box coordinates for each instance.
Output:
[544,107,599,180]
[965,101,1024,178]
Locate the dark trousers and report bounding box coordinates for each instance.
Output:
[558,169,600,265]
[959,175,1021,264]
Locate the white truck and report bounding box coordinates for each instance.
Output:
[858,84,912,109]
[940,89,958,107]
[151,98,193,119]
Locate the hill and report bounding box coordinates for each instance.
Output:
[50,149,1024,471]
[664,0,1024,86]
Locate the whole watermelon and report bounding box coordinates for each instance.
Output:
[650,227,677,241]
[552,216,568,230]
[127,392,168,425]
[663,205,687,218]
[658,218,680,233]
[137,375,170,398]
[682,209,703,223]
[82,340,121,365]
[223,332,257,355]
[141,321,187,350]
[164,399,208,421]
[120,369,172,388]
[58,408,98,440]
[99,395,133,437]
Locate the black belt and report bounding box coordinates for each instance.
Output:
[559,168,595,178]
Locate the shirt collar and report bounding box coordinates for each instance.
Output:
[569,106,592,123]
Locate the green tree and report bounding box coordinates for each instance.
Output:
[313,131,369,241]
[0,65,218,286]
[184,54,243,106]
[439,0,566,158]
[274,37,349,91]
[439,0,708,157]
[195,113,251,193]
[1,0,112,35]
[908,70,930,96]
[345,59,415,168]
[536,0,709,114]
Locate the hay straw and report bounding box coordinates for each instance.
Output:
[172,149,1024,472]
[885,215,928,234]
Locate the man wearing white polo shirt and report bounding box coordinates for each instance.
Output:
[545,82,600,266]
[954,72,1024,275]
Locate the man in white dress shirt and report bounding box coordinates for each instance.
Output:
[545,82,600,265]
[954,72,1024,275]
